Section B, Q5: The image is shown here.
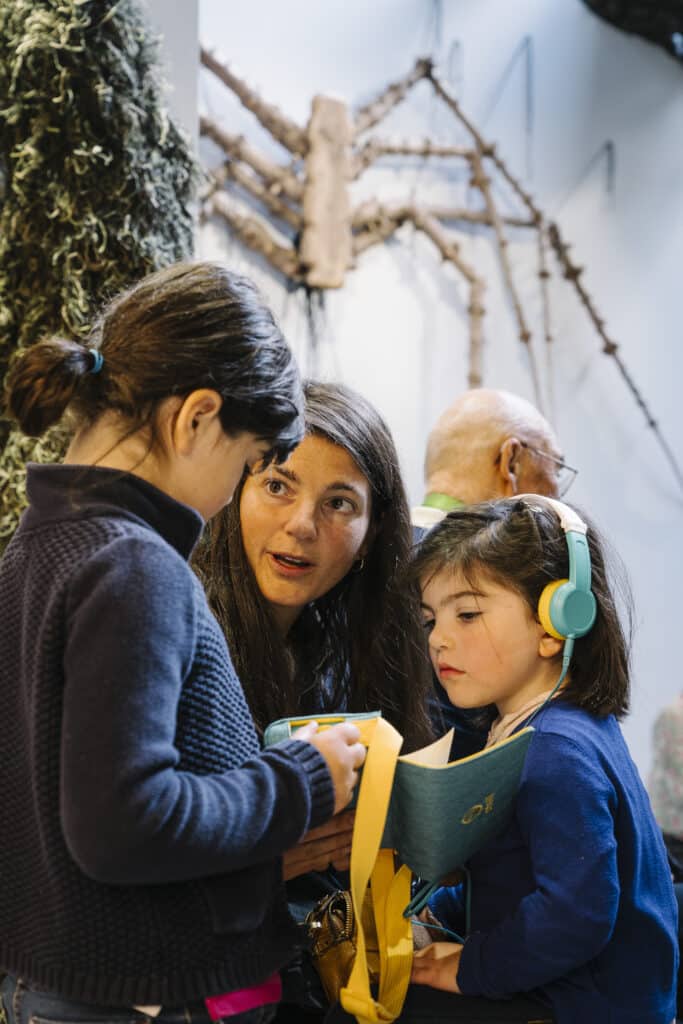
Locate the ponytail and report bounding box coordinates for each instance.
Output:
[2,261,303,457]
[4,339,102,437]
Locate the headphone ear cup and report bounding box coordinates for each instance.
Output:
[540,578,598,639]
[538,579,568,639]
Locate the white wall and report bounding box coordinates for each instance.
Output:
[144,0,198,148]
[159,0,682,777]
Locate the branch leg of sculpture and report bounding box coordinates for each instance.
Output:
[537,223,556,421]
[352,139,472,180]
[208,163,302,233]
[200,116,303,203]
[547,223,683,491]
[354,57,433,137]
[200,48,308,157]
[467,149,543,410]
[206,192,303,282]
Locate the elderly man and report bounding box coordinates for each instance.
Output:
[414,388,577,756]
[412,388,575,530]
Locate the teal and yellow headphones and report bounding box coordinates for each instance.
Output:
[531,496,597,643]
[518,495,597,699]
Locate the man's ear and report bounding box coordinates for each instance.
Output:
[538,630,564,660]
[172,389,223,455]
[496,437,522,496]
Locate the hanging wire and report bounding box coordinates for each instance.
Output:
[550,140,616,219]
[480,35,534,182]
[446,40,464,101]
[419,0,443,58]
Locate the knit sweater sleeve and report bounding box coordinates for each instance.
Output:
[61,534,334,885]
[457,730,619,998]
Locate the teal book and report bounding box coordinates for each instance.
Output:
[263,712,381,811]
[263,713,533,881]
[382,726,533,879]
[263,711,381,746]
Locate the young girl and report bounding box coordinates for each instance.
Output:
[409,497,678,1024]
[0,262,365,1024]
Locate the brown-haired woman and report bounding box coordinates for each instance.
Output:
[195,380,435,1021]
[197,379,435,755]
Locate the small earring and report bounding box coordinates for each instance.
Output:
[352,556,365,574]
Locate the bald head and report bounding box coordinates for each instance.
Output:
[424,389,564,502]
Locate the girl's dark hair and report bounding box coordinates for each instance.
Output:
[196,380,434,752]
[410,498,632,719]
[4,261,303,459]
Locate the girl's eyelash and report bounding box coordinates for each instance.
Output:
[458,611,481,621]
[422,619,435,631]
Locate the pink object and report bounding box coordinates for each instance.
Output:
[204,974,282,1020]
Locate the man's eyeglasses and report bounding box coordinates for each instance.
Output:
[495,441,578,497]
[518,441,578,497]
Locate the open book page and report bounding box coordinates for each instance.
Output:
[399,729,453,767]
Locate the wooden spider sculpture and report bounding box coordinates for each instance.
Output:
[199,52,538,392]
[199,51,682,492]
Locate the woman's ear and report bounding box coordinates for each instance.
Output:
[496,437,522,496]
[358,517,379,560]
[172,389,223,455]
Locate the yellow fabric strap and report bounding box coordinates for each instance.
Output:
[339,718,413,1024]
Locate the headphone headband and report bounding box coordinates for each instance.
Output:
[515,494,588,536]
[515,493,596,642]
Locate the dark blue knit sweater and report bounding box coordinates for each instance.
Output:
[430,702,678,1024]
[0,464,334,1007]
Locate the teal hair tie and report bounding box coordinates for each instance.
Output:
[88,348,104,374]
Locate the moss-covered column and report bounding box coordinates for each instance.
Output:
[0,0,198,547]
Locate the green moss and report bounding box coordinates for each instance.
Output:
[0,0,198,547]
[0,427,69,540]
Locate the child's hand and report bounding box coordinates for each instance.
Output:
[297,721,366,814]
[411,941,463,993]
[412,909,436,951]
[281,809,355,880]
[417,905,449,943]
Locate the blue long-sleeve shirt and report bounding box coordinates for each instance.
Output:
[430,702,678,1024]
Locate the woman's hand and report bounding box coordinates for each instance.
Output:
[411,942,463,993]
[282,809,355,880]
